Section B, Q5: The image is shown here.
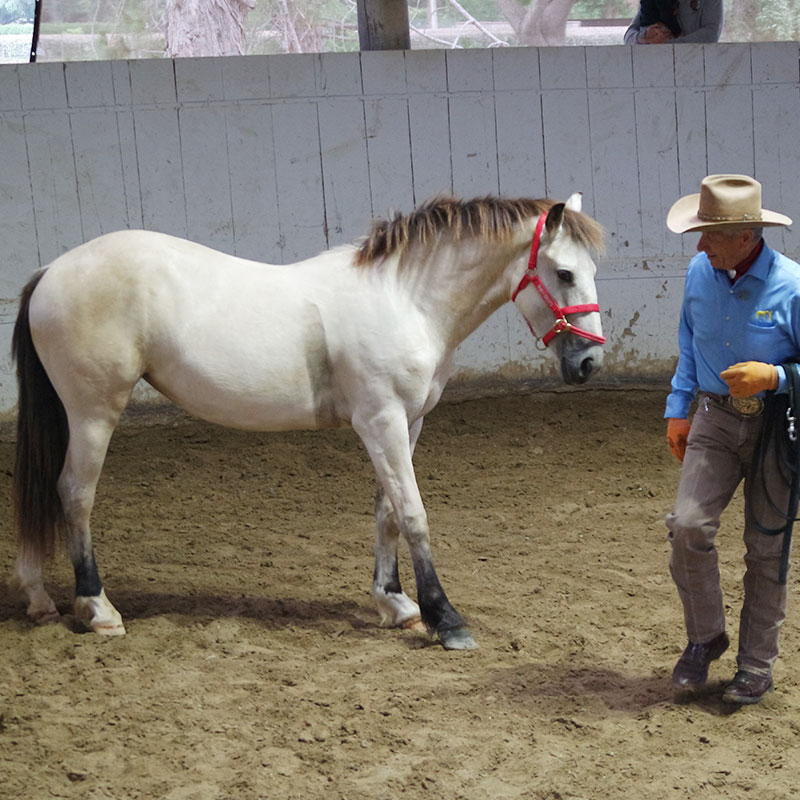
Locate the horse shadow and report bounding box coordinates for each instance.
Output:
[0,583,385,637]
[115,589,372,629]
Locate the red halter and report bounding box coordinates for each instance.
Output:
[511,214,606,347]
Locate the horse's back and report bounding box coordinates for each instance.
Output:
[31,230,231,365]
[28,231,353,430]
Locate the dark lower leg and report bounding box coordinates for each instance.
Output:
[410,555,475,649]
[73,549,103,597]
[373,485,403,594]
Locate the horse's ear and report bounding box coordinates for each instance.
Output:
[565,192,582,212]
[545,202,566,234]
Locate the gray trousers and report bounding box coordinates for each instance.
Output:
[665,394,790,678]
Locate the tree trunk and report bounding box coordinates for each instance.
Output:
[496,0,525,32]
[165,0,254,58]
[497,0,577,46]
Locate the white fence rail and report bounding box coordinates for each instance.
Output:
[1,43,799,413]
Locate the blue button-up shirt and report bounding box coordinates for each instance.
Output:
[665,242,800,419]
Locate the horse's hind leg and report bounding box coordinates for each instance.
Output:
[11,555,60,624]
[11,414,123,632]
[60,417,125,635]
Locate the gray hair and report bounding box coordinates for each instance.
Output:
[716,226,763,241]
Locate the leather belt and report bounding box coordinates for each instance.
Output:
[705,392,765,417]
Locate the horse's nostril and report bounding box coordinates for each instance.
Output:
[580,356,596,379]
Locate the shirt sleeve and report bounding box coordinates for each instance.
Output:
[623,11,644,44]
[674,0,723,43]
[665,270,699,418]
[774,289,800,394]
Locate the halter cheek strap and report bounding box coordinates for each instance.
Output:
[511,213,606,347]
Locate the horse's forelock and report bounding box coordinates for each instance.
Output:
[354,196,605,266]
[561,207,606,256]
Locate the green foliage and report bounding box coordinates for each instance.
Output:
[454,0,502,17]
[0,0,33,25]
[723,0,800,42]
[0,22,31,33]
[753,0,800,40]
[572,0,638,19]
[409,0,509,28]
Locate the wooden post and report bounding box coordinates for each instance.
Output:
[357,0,411,50]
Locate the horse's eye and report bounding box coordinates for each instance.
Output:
[556,269,573,284]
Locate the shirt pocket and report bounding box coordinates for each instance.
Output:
[744,322,788,363]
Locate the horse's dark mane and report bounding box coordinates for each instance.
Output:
[354,195,605,267]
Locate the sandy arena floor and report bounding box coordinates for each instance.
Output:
[1,388,799,800]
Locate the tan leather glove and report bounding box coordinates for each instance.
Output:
[720,361,779,397]
[667,418,691,462]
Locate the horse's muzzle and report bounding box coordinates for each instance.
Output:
[561,343,604,384]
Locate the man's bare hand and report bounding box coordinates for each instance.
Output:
[639,23,674,43]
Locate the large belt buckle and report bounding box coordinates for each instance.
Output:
[729,395,764,417]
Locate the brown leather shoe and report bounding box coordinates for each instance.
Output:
[672,631,730,690]
[722,670,774,705]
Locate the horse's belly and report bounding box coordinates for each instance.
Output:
[145,349,342,432]
[140,279,348,430]
[174,387,333,431]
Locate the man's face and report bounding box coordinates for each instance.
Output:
[696,229,753,271]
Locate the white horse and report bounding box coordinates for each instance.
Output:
[11,193,605,650]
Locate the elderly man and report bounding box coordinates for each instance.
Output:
[664,174,800,704]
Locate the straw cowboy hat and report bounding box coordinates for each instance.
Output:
[667,174,792,233]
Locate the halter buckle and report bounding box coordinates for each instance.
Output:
[551,318,571,336]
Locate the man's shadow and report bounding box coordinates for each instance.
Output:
[481,661,743,716]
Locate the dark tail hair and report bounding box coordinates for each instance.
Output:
[12,269,69,561]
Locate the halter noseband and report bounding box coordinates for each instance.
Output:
[511,213,606,347]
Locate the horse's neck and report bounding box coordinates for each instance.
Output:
[402,239,522,348]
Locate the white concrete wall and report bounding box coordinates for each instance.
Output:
[1,43,799,414]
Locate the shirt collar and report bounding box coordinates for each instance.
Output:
[729,238,766,283]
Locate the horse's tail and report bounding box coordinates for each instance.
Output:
[12,269,68,562]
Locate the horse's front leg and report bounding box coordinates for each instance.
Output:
[372,417,424,629]
[372,483,424,630]
[355,408,477,650]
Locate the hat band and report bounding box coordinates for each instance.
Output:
[697,211,763,222]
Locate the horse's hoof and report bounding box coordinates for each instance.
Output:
[372,587,422,628]
[93,621,127,636]
[10,577,60,625]
[25,595,61,625]
[439,627,478,650]
[402,617,427,633]
[74,591,126,636]
[31,608,62,625]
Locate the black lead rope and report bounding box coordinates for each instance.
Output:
[748,362,800,585]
